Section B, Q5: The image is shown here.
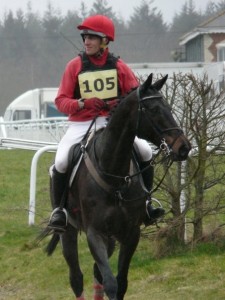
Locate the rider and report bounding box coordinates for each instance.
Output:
[48,14,165,231]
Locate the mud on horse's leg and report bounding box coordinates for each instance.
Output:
[93,278,104,300]
[76,294,86,300]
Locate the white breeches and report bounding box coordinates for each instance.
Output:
[55,117,152,173]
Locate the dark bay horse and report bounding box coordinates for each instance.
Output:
[43,74,191,300]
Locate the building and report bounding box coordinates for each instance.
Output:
[179,10,225,63]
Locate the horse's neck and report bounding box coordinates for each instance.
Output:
[96,93,138,176]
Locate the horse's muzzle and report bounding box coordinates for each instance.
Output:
[172,143,191,161]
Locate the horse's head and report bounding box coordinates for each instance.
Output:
[137,73,191,161]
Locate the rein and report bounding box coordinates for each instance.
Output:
[82,87,181,197]
[83,135,173,197]
[95,139,172,181]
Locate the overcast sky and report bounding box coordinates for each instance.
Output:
[0,0,222,24]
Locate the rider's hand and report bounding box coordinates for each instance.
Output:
[105,99,119,111]
[84,98,105,111]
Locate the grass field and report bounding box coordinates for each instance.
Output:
[1,149,225,300]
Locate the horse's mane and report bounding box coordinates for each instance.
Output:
[107,87,137,121]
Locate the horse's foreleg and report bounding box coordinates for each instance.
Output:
[93,265,104,300]
[87,227,117,300]
[116,227,140,300]
[61,225,85,299]
[93,237,116,300]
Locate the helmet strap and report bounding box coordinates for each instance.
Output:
[100,37,109,50]
[82,36,109,57]
[95,47,107,58]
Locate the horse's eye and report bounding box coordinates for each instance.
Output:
[151,106,160,114]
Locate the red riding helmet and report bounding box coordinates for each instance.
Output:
[77,15,115,41]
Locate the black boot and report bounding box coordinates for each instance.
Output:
[140,161,165,225]
[48,166,68,232]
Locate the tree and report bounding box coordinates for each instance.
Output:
[0,9,35,61]
[169,0,204,61]
[40,3,64,85]
[156,73,225,245]
[89,0,118,20]
[183,74,225,241]
[204,0,225,18]
[60,11,83,57]
[170,0,203,34]
[79,1,89,19]
[126,0,168,62]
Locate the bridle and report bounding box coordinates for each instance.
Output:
[136,86,184,151]
[82,87,184,196]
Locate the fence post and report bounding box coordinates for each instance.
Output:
[0,116,7,138]
[29,145,57,225]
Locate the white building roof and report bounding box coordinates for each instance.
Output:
[179,10,225,46]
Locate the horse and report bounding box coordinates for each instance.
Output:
[41,73,191,300]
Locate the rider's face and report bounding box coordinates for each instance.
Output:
[83,34,102,56]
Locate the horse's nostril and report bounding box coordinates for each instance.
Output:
[179,145,190,160]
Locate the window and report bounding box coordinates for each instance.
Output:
[46,103,66,117]
[216,43,225,61]
[13,110,31,121]
[217,47,225,61]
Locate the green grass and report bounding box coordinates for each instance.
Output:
[1,149,225,299]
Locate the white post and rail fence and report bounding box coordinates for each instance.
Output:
[0,117,68,225]
[1,117,224,227]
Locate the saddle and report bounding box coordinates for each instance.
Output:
[66,128,99,187]
[66,138,146,194]
[60,136,148,231]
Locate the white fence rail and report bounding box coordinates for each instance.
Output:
[0,117,69,225]
[0,116,69,144]
[29,145,58,226]
[1,117,225,226]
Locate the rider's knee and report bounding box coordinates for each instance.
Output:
[134,137,152,161]
[55,160,68,174]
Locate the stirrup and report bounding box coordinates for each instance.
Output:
[146,197,164,220]
[48,207,68,233]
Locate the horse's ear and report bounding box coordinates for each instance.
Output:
[141,73,153,92]
[152,74,168,91]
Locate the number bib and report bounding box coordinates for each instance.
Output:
[78,69,118,100]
